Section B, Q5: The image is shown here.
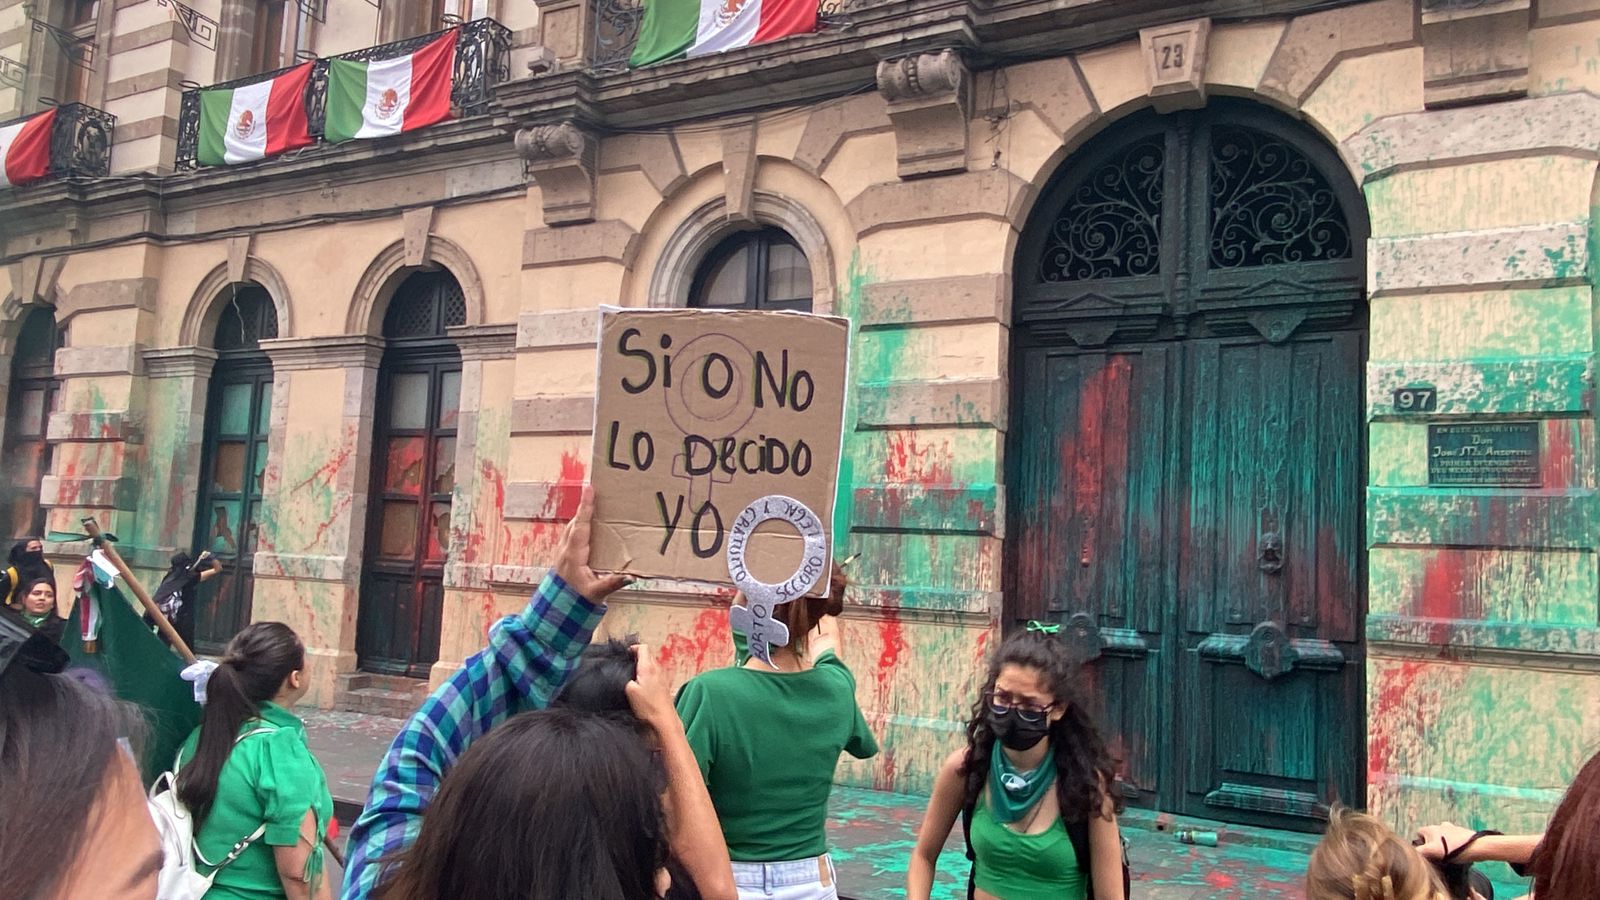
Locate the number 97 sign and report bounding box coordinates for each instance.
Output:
[1392,387,1438,413]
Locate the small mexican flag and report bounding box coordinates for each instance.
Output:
[630,0,817,67]
[197,63,315,167]
[0,108,56,188]
[325,31,456,144]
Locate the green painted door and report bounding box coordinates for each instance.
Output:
[1011,102,1368,830]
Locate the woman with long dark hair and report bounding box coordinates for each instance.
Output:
[676,562,877,900]
[373,708,674,900]
[175,622,333,900]
[10,576,65,643]
[907,625,1127,900]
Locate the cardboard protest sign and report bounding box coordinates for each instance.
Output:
[588,308,849,602]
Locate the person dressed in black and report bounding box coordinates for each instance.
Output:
[0,537,54,610]
[147,550,224,647]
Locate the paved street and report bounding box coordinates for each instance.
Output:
[303,708,1534,899]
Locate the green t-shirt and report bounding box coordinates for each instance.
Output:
[676,651,879,862]
[176,702,333,900]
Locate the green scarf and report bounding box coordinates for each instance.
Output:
[22,610,48,629]
[986,741,1056,823]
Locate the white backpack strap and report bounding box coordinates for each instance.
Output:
[189,725,283,873]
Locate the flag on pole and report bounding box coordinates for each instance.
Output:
[0,108,56,188]
[324,31,456,143]
[629,0,817,67]
[196,63,315,166]
[61,577,201,784]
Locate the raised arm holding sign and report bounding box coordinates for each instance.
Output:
[588,308,850,664]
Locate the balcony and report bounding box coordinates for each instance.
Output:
[176,18,512,170]
[0,102,116,184]
[590,0,878,69]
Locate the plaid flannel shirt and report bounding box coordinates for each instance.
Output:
[339,573,604,900]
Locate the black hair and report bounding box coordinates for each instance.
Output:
[177,621,304,826]
[0,661,146,900]
[960,628,1123,825]
[7,538,42,567]
[12,576,56,609]
[552,639,638,714]
[374,708,670,900]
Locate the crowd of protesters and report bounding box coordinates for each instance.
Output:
[1,492,1597,900]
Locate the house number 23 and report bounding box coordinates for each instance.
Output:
[1156,41,1186,71]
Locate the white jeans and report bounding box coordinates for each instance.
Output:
[731,854,839,900]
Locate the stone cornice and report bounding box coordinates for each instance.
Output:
[259,335,386,371]
[142,345,219,379]
[0,0,1357,247]
[447,323,518,361]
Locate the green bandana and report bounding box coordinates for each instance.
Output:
[986,740,1056,823]
[22,611,47,630]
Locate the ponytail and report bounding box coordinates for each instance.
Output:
[176,622,303,827]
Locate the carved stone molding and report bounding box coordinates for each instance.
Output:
[1421,0,1529,107]
[259,335,385,371]
[142,345,219,379]
[447,323,518,361]
[515,121,598,226]
[875,49,971,180]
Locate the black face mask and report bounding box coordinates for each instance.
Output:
[989,708,1051,752]
[21,550,44,564]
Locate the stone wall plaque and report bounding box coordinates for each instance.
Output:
[1427,422,1542,487]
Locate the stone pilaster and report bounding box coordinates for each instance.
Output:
[137,345,218,559]
[251,335,385,706]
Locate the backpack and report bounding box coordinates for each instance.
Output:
[961,792,1132,900]
[148,726,277,900]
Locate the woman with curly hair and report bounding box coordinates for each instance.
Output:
[907,624,1127,900]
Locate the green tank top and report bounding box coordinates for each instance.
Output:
[969,797,1086,900]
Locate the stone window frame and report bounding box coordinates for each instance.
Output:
[649,192,837,315]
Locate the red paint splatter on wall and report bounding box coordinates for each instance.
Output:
[657,607,733,674]
[1205,871,1238,889]
[882,431,954,485]
[1420,551,1471,621]
[1367,660,1427,777]
[1542,418,1575,488]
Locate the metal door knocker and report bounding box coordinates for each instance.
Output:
[1258,531,1284,574]
[726,495,829,667]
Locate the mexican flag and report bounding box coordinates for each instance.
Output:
[630,0,817,67]
[325,31,455,143]
[61,574,200,784]
[197,63,314,167]
[0,108,56,188]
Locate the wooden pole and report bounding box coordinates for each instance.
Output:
[80,517,198,666]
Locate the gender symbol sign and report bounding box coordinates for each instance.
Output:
[588,308,850,621]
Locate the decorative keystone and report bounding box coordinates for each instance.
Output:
[515,121,598,226]
[1140,17,1210,112]
[875,49,971,180]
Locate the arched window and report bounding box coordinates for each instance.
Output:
[193,282,279,652]
[359,268,466,677]
[2,308,62,539]
[689,227,812,312]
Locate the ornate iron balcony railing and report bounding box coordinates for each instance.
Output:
[177,17,512,170]
[590,0,874,69]
[0,102,116,185]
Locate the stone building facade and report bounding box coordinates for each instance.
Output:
[4,0,1599,836]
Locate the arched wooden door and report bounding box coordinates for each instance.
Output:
[1009,101,1368,831]
[357,270,465,677]
[194,285,278,653]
